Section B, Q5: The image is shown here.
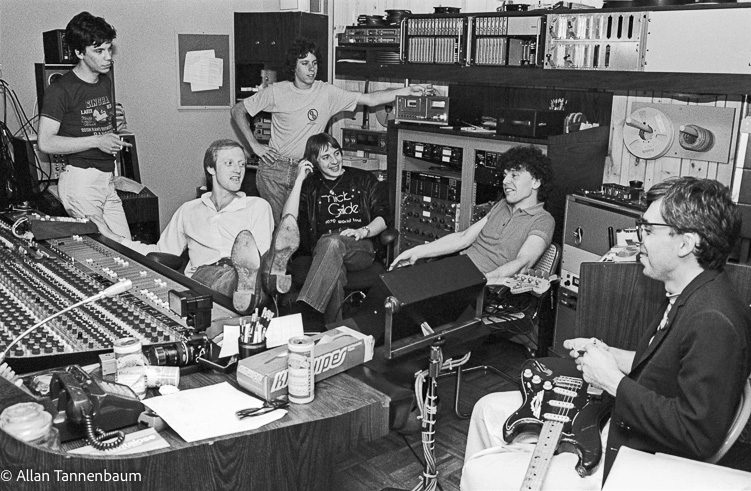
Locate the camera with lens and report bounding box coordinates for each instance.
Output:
[143,333,209,367]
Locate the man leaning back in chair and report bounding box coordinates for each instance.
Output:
[280,133,390,326]
[391,145,555,286]
[90,139,298,315]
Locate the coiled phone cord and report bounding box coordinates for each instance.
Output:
[83,413,125,450]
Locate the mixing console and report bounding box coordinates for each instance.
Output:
[0,215,234,370]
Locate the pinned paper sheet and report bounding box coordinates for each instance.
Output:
[264,313,304,348]
[183,49,223,92]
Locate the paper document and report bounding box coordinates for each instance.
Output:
[183,49,223,92]
[265,313,304,348]
[142,382,286,443]
[218,324,240,358]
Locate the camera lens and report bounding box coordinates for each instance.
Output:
[144,342,188,366]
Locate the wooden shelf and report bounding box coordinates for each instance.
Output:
[336,62,751,96]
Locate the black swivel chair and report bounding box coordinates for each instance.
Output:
[287,227,399,318]
[482,242,561,356]
[437,242,561,418]
[147,250,189,273]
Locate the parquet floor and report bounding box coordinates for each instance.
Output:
[333,338,529,491]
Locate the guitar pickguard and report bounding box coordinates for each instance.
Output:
[503,357,614,477]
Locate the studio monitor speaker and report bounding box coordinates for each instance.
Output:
[43,30,74,64]
[35,63,74,113]
[350,255,487,342]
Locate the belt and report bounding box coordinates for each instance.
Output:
[269,157,298,166]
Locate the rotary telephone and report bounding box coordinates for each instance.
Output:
[47,365,143,449]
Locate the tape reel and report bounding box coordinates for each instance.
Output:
[623,107,675,160]
[374,106,395,128]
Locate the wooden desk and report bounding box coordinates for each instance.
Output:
[0,370,390,491]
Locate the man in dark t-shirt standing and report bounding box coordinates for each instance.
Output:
[38,11,132,239]
[282,133,390,323]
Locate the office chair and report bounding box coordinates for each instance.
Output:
[482,242,561,356]
[437,242,561,419]
[147,251,188,273]
[288,227,399,317]
[707,375,751,464]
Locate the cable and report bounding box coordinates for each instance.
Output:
[10,215,32,242]
[12,114,39,139]
[401,433,426,467]
[83,412,125,450]
[0,79,52,198]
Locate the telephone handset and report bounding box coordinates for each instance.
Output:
[51,371,97,426]
[48,365,141,450]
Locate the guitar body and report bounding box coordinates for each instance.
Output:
[503,357,614,479]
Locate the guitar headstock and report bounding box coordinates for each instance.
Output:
[501,270,558,296]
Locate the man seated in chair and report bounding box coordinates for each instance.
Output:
[461,177,751,490]
[90,139,286,314]
[281,132,390,325]
[390,146,554,285]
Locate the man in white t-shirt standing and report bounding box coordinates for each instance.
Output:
[231,37,432,225]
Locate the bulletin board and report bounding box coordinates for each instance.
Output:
[175,32,232,110]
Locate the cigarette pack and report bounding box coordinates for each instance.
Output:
[236,326,374,400]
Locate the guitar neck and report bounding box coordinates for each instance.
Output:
[520,420,564,491]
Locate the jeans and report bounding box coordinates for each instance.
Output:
[191,259,236,298]
[58,166,131,239]
[297,234,375,323]
[256,158,298,226]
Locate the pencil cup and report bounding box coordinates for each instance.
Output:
[239,340,267,360]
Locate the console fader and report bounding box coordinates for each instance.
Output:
[0,216,234,370]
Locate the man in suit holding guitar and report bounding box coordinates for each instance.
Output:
[461,176,751,490]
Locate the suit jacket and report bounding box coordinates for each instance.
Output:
[603,268,751,479]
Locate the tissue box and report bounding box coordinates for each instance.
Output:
[236,326,374,401]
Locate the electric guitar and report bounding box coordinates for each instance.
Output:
[500,273,557,296]
[503,357,614,491]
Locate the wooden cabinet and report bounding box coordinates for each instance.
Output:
[234,12,328,63]
[234,12,328,102]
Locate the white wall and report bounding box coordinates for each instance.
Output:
[0,0,280,229]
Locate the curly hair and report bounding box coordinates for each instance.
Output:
[646,176,740,270]
[284,38,321,81]
[304,133,341,166]
[203,139,247,188]
[496,146,554,202]
[65,12,116,56]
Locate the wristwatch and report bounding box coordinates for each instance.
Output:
[360,226,370,238]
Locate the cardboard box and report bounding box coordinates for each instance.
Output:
[236,326,374,400]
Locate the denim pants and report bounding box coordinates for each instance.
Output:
[256,158,298,226]
[58,166,131,239]
[297,234,375,323]
[191,259,236,298]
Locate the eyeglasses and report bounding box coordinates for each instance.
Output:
[635,218,677,242]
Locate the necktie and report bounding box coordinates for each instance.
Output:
[649,294,678,345]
